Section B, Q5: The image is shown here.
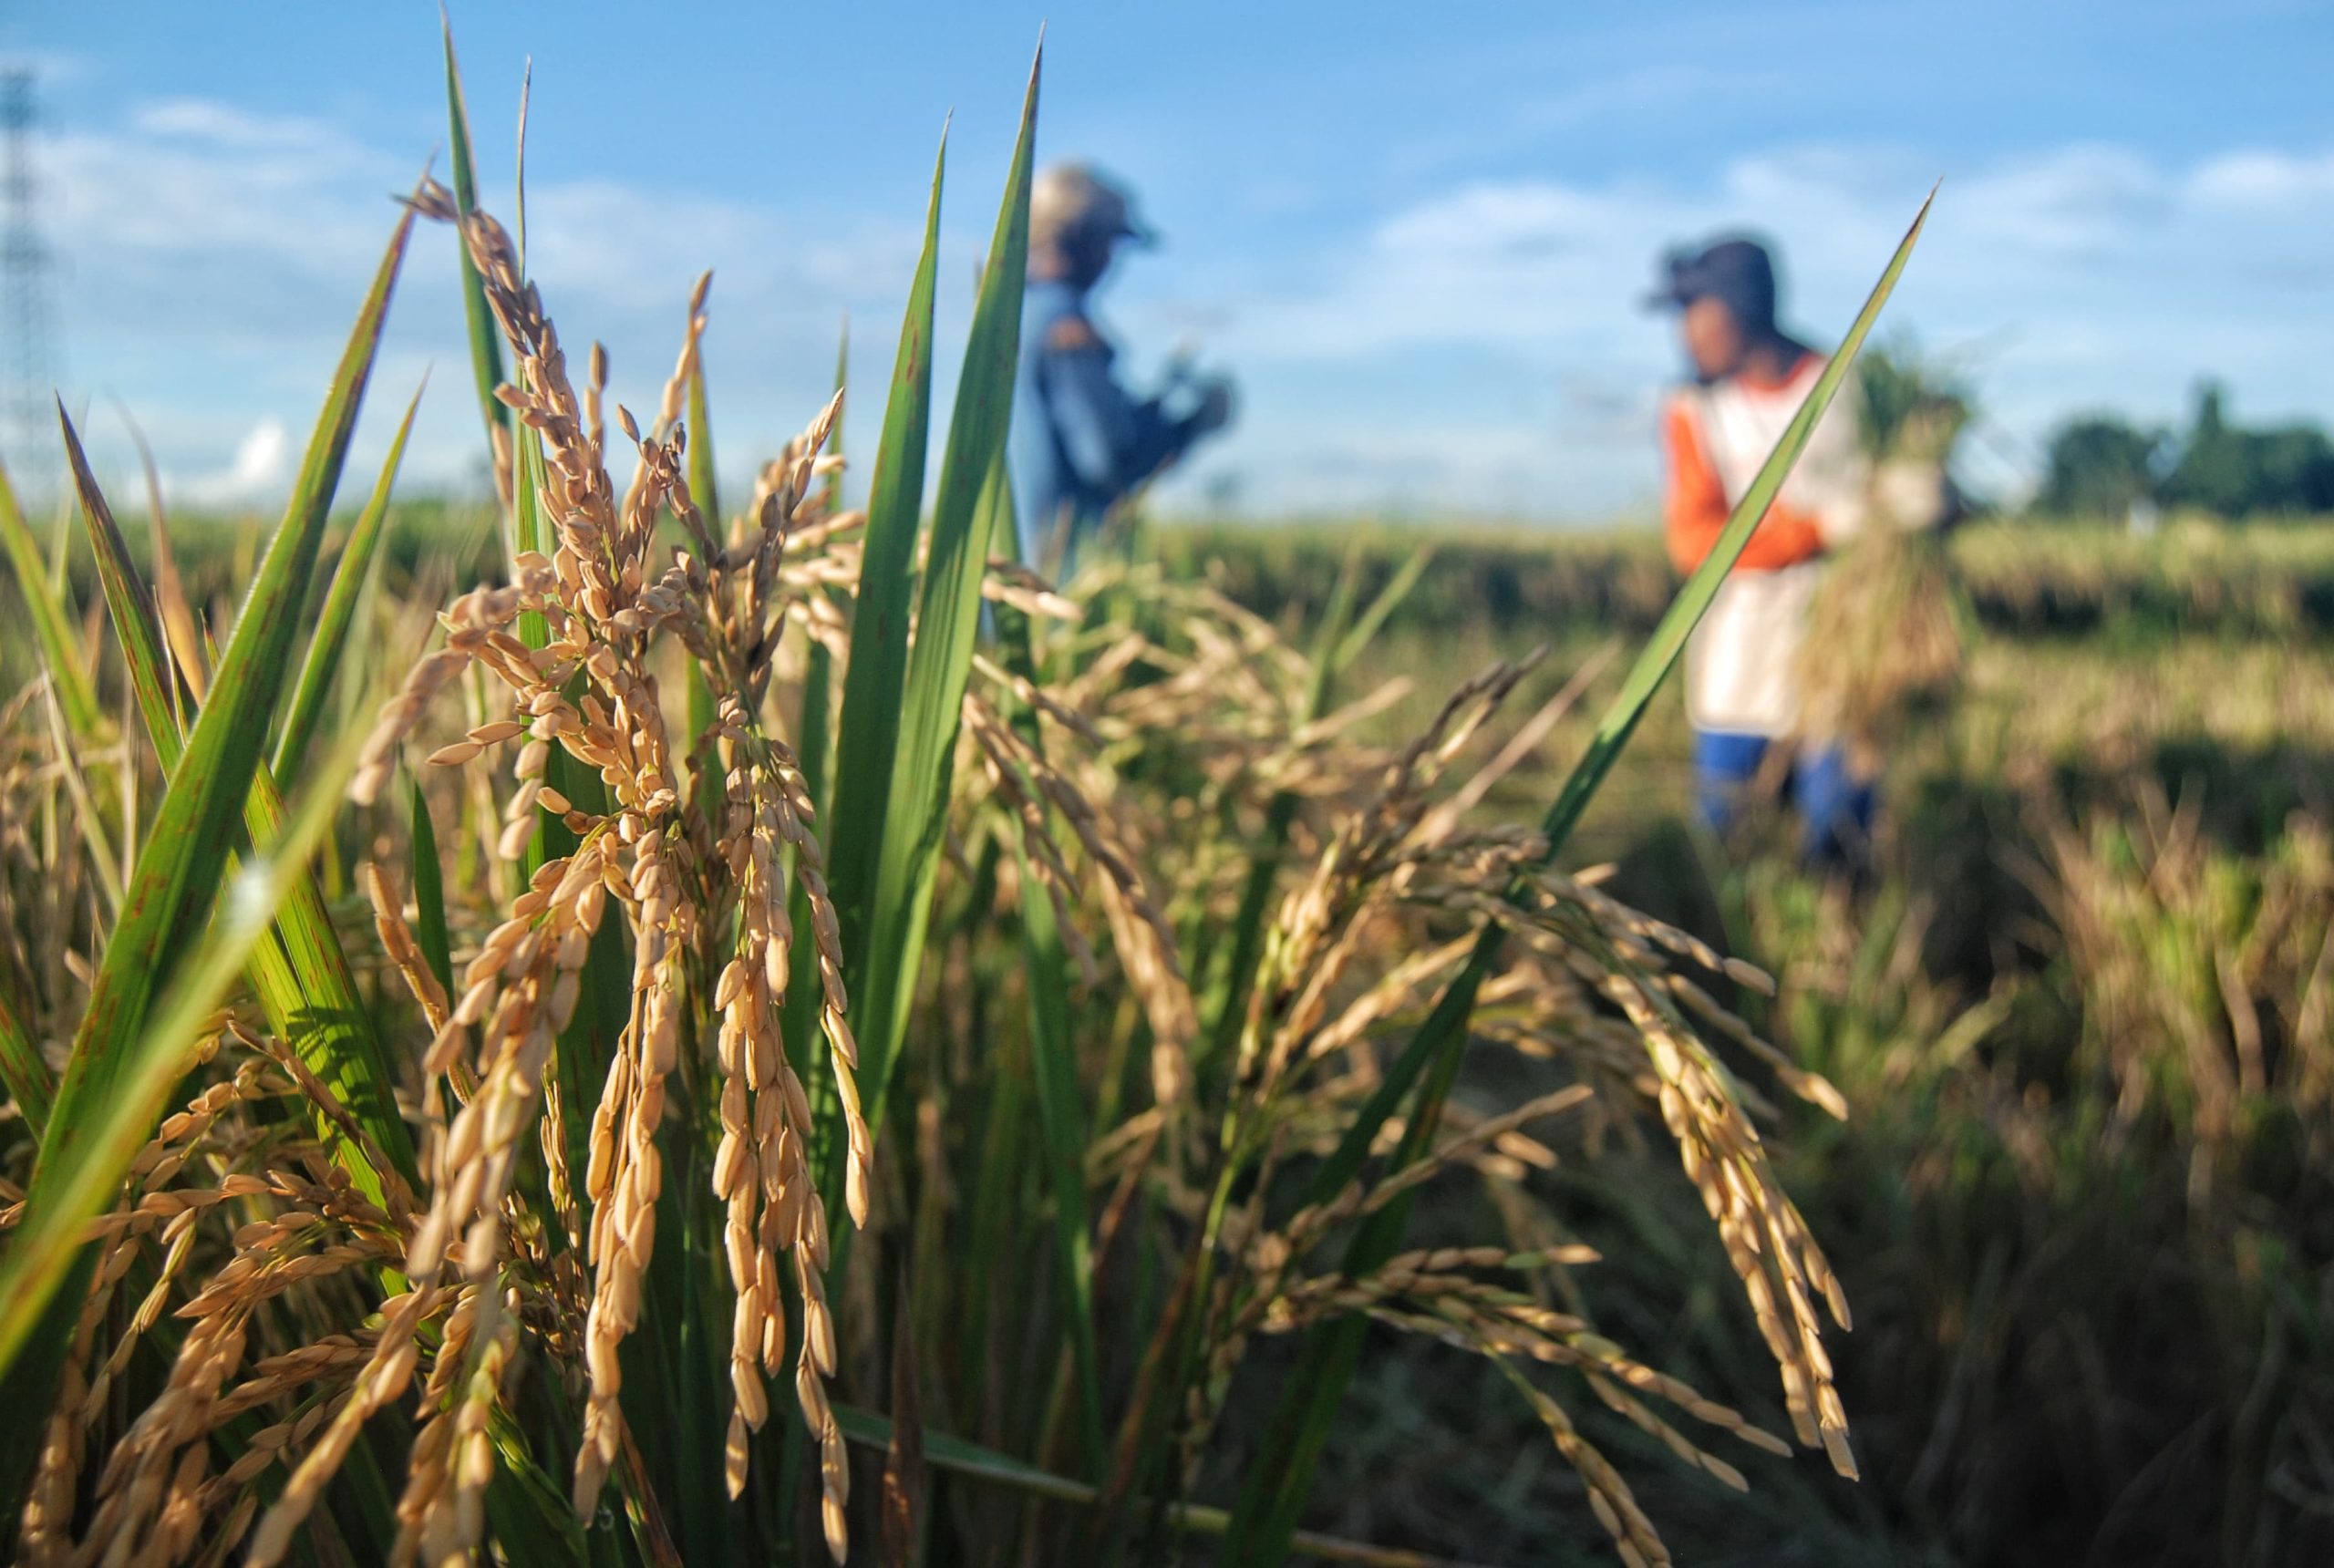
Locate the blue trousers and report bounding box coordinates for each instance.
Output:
[1693,731,1874,865]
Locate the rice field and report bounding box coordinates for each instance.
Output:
[1182,522,2334,1565]
[0,35,2329,1568]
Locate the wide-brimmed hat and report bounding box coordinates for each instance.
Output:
[1030,161,1155,253]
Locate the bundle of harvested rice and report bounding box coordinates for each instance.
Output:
[1796,347,1974,776]
[1797,525,1967,775]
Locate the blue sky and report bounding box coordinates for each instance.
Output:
[4,1,2329,520]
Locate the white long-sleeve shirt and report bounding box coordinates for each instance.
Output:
[1661,351,1868,737]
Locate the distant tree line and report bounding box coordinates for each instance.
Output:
[2040,383,2334,520]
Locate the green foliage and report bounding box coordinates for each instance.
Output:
[0,197,414,1518]
[2043,382,2334,520]
[2038,414,2167,517]
[852,180,1032,1137]
[0,988,50,1137]
[820,144,943,1097]
[0,452,100,740]
[825,53,1040,1184]
[443,13,512,514]
[275,378,426,780]
[2165,380,2334,517]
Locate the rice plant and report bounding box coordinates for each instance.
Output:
[0,35,1935,1566]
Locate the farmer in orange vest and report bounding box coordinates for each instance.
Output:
[1648,235,1876,863]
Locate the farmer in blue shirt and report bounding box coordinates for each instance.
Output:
[1009,163,1234,577]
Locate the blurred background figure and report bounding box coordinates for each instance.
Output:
[1650,236,1890,865]
[1009,160,1234,578]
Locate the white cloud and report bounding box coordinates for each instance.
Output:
[51,101,394,275]
[176,418,290,509]
[34,97,940,512]
[129,98,338,148]
[2184,148,2334,208]
[1142,139,2334,515]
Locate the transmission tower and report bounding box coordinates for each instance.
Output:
[2,63,59,480]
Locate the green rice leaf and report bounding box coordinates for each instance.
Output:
[782,324,846,1094]
[444,12,512,513]
[237,762,418,1191]
[112,401,208,718]
[0,451,99,739]
[57,411,179,761]
[834,1408,1496,1567]
[838,1406,1077,1502]
[0,987,52,1138]
[1331,542,1431,677]
[819,134,944,1147]
[275,375,426,779]
[486,1405,593,1568]
[511,399,552,651]
[806,82,1038,1542]
[0,710,376,1378]
[803,170,954,1543]
[408,769,455,1004]
[512,59,532,271]
[831,49,1039,1172]
[53,214,422,1202]
[684,356,719,762]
